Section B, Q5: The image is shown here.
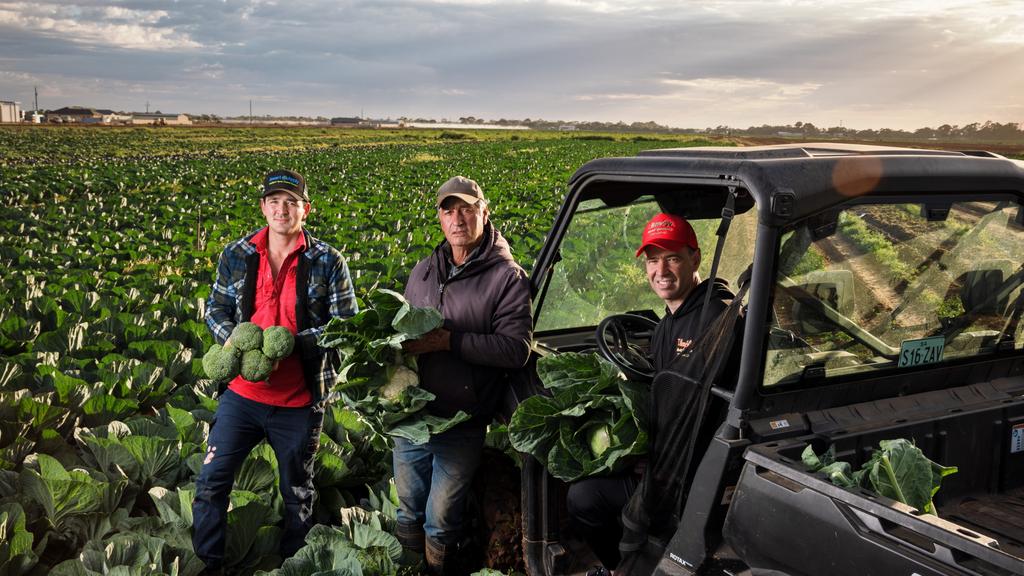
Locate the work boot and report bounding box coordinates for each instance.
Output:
[424,536,458,576]
[395,520,426,555]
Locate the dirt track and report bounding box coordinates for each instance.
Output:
[817,233,913,330]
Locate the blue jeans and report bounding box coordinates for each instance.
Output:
[192,389,324,567]
[392,426,485,545]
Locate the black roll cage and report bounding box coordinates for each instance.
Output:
[530,151,1024,426]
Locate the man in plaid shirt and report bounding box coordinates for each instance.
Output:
[192,169,357,574]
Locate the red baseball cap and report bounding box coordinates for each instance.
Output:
[636,213,699,257]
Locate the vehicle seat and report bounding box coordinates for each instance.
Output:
[958,259,1013,315]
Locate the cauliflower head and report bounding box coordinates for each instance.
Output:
[240,349,274,382]
[202,344,241,382]
[262,325,295,361]
[231,322,263,352]
[380,365,419,401]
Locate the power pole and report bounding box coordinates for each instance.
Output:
[249,100,253,125]
[146,101,150,113]
[34,85,38,111]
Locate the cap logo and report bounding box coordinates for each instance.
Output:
[636,212,698,256]
[268,174,300,186]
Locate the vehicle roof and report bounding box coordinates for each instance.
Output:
[638,142,976,159]
[569,143,1024,225]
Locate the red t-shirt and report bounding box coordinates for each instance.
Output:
[228,227,312,407]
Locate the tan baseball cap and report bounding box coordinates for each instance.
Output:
[436,176,487,207]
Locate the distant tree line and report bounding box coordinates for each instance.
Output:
[180,111,1023,143]
[711,120,1024,143]
[404,116,690,133]
[404,117,1023,142]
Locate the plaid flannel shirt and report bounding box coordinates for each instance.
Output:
[206,228,357,399]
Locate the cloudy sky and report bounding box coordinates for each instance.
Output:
[1,0,1022,129]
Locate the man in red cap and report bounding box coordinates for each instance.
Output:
[637,213,733,369]
[567,212,735,575]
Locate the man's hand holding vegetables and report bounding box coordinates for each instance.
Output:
[401,327,451,354]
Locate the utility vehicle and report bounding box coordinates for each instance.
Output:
[516,143,1024,576]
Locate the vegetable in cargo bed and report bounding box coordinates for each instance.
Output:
[508,352,649,481]
[318,288,470,447]
[802,438,957,515]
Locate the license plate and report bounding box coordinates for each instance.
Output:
[898,336,945,368]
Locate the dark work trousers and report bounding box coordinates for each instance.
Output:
[192,388,324,568]
[566,472,641,570]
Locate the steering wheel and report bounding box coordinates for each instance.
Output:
[595,314,659,381]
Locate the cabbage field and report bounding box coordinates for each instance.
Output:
[0,125,723,575]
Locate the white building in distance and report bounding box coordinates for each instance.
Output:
[0,101,22,123]
[131,112,192,126]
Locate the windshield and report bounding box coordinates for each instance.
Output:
[536,196,757,332]
[765,199,1024,387]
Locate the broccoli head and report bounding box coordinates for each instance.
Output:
[231,322,263,352]
[202,343,241,382]
[262,325,295,360]
[240,349,274,382]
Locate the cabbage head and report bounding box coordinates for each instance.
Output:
[587,424,612,458]
[509,352,648,482]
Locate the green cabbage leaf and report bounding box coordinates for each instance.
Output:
[802,438,958,515]
[318,289,469,448]
[508,352,648,482]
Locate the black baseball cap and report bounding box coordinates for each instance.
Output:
[262,169,309,202]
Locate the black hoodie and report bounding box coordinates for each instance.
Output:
[404,222,533,428]
[648,278,734,371]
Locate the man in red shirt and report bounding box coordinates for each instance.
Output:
[192,169,358,574]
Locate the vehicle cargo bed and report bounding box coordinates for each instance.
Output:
[723,380,1024,575]
[941,486,1024,560]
